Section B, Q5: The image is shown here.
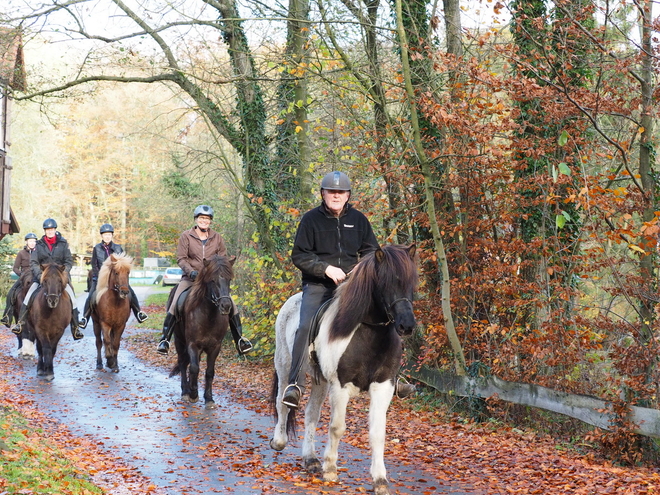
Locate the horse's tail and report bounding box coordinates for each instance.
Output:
[270,369,297,439]
[169,363,181,378]
[269,370,279,419]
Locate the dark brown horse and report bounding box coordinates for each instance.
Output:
[91,253,133,372]
[170,255,235,409]
[29,263,72,381]
[15,270,36,359]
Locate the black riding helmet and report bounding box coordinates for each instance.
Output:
[194,205,214,219]
[24,233,37,240]
[100,223,114,234]
[42,218,57,229]
[320,171,351,192]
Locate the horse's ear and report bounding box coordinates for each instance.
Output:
[110,254,117,262]
[375,248,385,263]
[229,255,236,265]
[406,243,416,259]
[58,264,67,273]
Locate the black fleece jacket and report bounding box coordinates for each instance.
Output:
[291,202,379,288]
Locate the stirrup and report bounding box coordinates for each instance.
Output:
[71,327,84,340]
[282,384,302,409]
[1,315,9,326]
[79,317,88,329]
[11,322,22,335]
[237,336,253,355]
[136,311,148,323]
[156,339,170,355]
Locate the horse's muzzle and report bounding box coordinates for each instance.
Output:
[46,295,60,309]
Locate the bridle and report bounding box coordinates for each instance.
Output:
[208,280,232,314]
[363,296,413,326]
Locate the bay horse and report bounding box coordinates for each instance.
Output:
[15,269,36,359]
[91,253,133,372]
[270,244,418,495]
[169,255,235,409]
[30,263,73,381]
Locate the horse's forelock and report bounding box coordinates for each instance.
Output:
[41,263,68,287]
[96,253,132,303]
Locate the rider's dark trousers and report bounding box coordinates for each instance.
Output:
[287,283,335,385]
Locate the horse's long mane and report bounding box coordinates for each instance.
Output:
[330,245,418,340]
[96,253,133,302]
[187,255,234,314]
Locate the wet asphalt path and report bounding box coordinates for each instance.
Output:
[3,287,480,495]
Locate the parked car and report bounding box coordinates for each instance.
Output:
[161,267,183,286]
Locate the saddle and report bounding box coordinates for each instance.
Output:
[309,298,333,385]
[171,287,192,318]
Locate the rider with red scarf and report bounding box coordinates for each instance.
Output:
[11,218,83,340]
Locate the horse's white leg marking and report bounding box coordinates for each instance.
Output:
[271,293,301,451]
[369,380,395,492]
[302,378,328,472]
[322,383,351,482]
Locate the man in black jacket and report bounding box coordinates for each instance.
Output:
[12,218,83,340]
[78,223,148,329]
[281,171,414,409]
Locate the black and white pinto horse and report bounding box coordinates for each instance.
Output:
[270,244,418,495]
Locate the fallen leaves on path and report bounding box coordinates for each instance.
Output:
[2,325,660,494]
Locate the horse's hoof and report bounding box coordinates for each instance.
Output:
[322,470,338,482]
[181,394,191,402]
[42,374,55,381]
[189,396,199,403]
[96,364,103,370]
[36,369,45,376]
[373,479,391,495]
[111,367,119,373]
[304,458,323,474]
[269,438,286,452]
[204,401,217,410]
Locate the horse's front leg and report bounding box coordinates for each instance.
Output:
[40,342,55,381]
[187,345,200,402]
[104,326,119,372]
[322,383,351,482]
[203,346,221,409]
[302,378,328,473]
[94,319,104,370]
[369,381,395,495]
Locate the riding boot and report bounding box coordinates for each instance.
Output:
[229,313,253,355]
[1,284,16,325]
[11,304,28,335]
[156,313,175,354]
[70,308,84,340]
[79,295,92,329]
[1,305,13,326]
[282,326,310,409]
[129,290,148,323]
[395,378,417,399]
